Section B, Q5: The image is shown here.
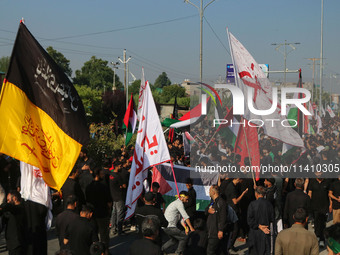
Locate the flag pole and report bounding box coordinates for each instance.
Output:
[170,161,180,197]
[226,28,256,185]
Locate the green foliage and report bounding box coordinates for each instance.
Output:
[73,56,122,91]
[74,85,103,123]
[46,46,72,77]
[0,56,10,74]
[154,72,171,88]
[87,121,126,165]
[129,79,141,95]
[161,84,186,102]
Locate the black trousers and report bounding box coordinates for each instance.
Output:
[314,211,327,241]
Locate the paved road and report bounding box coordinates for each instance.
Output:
[0,222,330,255]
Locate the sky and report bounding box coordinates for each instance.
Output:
[1,0,340,92]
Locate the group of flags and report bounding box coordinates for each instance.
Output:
[1,21,337,221]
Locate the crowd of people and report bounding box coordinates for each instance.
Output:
[0,115,340,255]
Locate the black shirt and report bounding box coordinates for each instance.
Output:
[65,216,98,255]
[153,192,165,210]
[330,179,340,210]
[135,204,168,230]
[225,181,239,212]
[61,178,85,208]
[0,202,26,250]
[185,187,197,218]
[85,180,111,218]
[308,178,331,213]
[55,209,79,249]
[128,238,162,255]
[109,172,125,202]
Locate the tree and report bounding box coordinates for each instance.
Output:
[46,46,72,77]
[74,85,103,123]
[154,72,171,88]
[73,56,123,91]
[162,84,186,102]
[0,56,10,74]
[129,79,141,95]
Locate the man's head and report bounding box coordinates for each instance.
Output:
[179,191,189,203]
[264,178,275,188]
[65,195,78,210]
[144,192,155,205]
[152,182,160,193]
[325,223,340,255]
[255,186,266,199]
[209,185,219,199]
[141,216,160,240]
[294,178,305,189]
[80,204,94,219]
[7,190,21,205]
[293,208,308,225]
[185,178,193,190]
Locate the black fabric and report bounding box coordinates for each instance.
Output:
[308,179,331,213]
[283,189,310,227]
[225,181,239,212]
[0,202,26,251]
[128,238,162,255]
[6,23,88,143]
[184,187,197,218]
[135,204,168,235]
[205,196,228,239]
[220,179,232,201]
[78,170,93,195]
[109,172,125,202]
[313,211,327,241]
[184,230,207,255]
[247,198,275,255]
[55,209,78,249]
[61,178,85,209]
[330,179,340,210]
[153,192,165,210]
[24,200,48,255]
[85,180,111,218]
[65,216,98,255]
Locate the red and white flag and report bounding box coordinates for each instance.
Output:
[327,105,335,118]
[228,31,304,148]
[125,80,170,219]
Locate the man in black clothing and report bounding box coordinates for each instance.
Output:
[55,195,79,250]
[308,174,331,247]
[61,167,85,211]
[225,178,248,251]
[135,192,168,236]
[64,204,99,255]
[283,178,310,228]
[185,178,197,220]
[128,216,162,255]
[109,161,126,235]
[86,168,112,251]
[0,190,26,255]
[329,177,340,224]
[205,185,228,255]
[247,186,275,255]
[151,182,165,213]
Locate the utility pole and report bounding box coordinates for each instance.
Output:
[307,58,320,103]
[184,0,216,83]
[111,61,119,91]
[118,49,131,109]
[319,0,324,113]
[271,41,300,86]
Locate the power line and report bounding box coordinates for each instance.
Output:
[203,16,230,56]
[46,14,197,41]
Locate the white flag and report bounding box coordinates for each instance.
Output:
[228,31,304,147]
[327,105,335,118]
[137,68,146,121]
[317,115,322,134]
[321,105,326,117]
[125,80,170,219]
[20,162,53,229]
